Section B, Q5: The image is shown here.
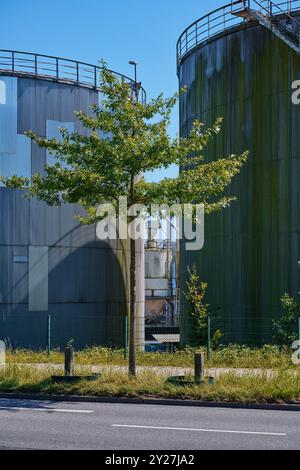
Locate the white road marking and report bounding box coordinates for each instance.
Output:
[112,424,287,436]
[0,407,93,414]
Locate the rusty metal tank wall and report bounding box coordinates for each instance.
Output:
[179,17,300,345]
[0,75,129,349]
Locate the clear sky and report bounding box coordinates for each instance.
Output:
[0,0,225,180]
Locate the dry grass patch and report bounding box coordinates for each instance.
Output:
[1,365,300,404]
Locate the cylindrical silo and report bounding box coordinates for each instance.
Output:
[178,1,300,344]
[0,50,146,349]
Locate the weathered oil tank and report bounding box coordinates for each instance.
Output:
[0,50,146,349]
[178,1,300,344]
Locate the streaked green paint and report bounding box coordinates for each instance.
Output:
[179,19,300,345]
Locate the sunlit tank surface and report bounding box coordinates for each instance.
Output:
[0,51,146,349]
[178,1,300,344]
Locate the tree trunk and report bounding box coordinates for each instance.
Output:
[129,235,136,377]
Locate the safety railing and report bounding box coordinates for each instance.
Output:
[256,0,300,48]
[259,0,300,13]
[177,0,300,71]
[0,50,146,103]
[254,0,300,22]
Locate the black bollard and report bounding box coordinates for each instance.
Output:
[65,347,75,377]
[194,352,204,384]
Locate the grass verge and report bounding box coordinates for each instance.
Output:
[6,345,295,369]
[1,365,300,404]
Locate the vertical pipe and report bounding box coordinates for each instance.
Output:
[167,220,170,323]
[0,341,6,365]
[94,66,97,89]
[124,316,128,359]
[207,315,211,362]
[134,64,139,102]
[298,317,300,347]
[47,313,51,356]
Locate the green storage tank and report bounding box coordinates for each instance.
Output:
[178,1,300,344]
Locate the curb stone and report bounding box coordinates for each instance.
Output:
[0,392,299,411]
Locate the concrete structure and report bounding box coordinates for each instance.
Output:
[178,1,300,344]
[0,50,146,349]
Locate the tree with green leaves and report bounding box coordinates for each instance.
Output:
[0,64,248,376]
[184,265,210,346]
[184,265,224,348]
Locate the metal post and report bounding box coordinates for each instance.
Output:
[129,60,139,102]
[194,352,204,384]
[207,315,211,362]
[298,317,300,346]
[65,347,74,376]
[94,66,97,89]
[47,313,51,356]
[124,316,128,359]
[0,341,6,365]
[134,64,138,102]
[12,51,14,73]
[76,62,79,83]
[56,58,59,79]
[35,55,38,76]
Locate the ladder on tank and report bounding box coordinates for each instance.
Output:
[231,0,300,53]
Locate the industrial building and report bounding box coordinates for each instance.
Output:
[178,1,300,344]
[144,222,180,350]
[0,50,145,349]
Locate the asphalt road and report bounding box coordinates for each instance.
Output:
[0,398,299,450]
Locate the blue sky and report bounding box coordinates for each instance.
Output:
[0,0,225,180]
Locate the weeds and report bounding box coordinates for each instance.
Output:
[6,344,294,369]
[0,365,300,403]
